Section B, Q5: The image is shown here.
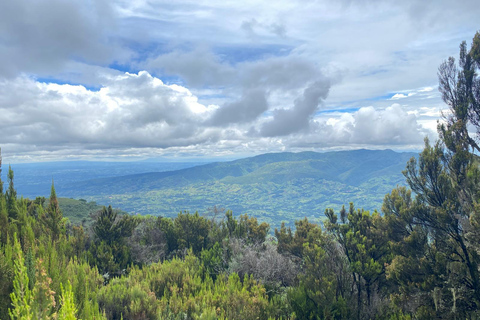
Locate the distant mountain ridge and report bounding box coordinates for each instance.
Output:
[7,160,205,198]
[57,149,416,228]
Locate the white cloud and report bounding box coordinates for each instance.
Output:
[0,72,218,152]
[306,104,434,147]
[390,93,408,100]
[390,92,416,100]
[419,86,434,92]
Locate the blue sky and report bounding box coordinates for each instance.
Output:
[0,0,479,162]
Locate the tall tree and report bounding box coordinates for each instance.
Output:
[93,205,136,246]
[435,32,480,307]
[91,205,137,274]
[6,165,18,221]
[387,32,480,317]
[9,234,34,320]
[325,204,391,319]
[0,147,3,195]
[58,281,77,320]
[0,148,8,244]
[288,224,351,319]
[41,182,65,242]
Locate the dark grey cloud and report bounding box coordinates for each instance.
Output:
[333,0,479,30]
[240,56,320,90]
[146,50,320,91]
[146,48,235,87]
[260,78,331,137]
[209,89,269,126]
[0,0,117,78]
[241,18,287,38]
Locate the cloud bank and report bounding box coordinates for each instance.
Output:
[0,71,434,162]
[1,0,477,161]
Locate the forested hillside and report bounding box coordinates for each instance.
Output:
[1,32,480,320]
[56,149,415,228]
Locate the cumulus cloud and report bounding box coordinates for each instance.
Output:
[308,104,431,146]
[0,72,218,151]
[0,69,434,162]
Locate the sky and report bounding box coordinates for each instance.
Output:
[0,0,479,163]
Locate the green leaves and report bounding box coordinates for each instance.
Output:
[41,182,65,242]
[9,234,33,320]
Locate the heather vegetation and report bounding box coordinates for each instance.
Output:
[1,32,480,320]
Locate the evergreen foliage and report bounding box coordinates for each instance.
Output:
[40,182,65,242]
[0,147,3,194]
[6,166,18,221]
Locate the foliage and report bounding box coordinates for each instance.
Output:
[275,217,317,258]
[225,211,270,244]
[325,203,391,318]
[381,31,480,319]
[58,281,77,320]
[89,205,138,275]
[40,182,65,242]
[6,166,18,221]
[9,234,34,320]
[173,211,210,254]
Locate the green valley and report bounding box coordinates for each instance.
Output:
[57,149,415,228]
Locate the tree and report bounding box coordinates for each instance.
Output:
[0,185,8,245]
[386,32,480,317]
[227,239,298,293]
[174,211,210,254]
[128,216,167,265]
[275,217,317,258]
[58,281,77,320]
[93,205,136,246]
[6,165,18,221]
[288,224,351,320]
[438,32,480,152]
[91,205,137,274]
[0,147,3,195]
[40,182,65,242]
[433,32,480,307]
[9,234,34,320]
[382,187,435,315]
[225,211,269,245]
[325,204,391,319]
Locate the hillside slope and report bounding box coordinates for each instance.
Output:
[57,149,415,228]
